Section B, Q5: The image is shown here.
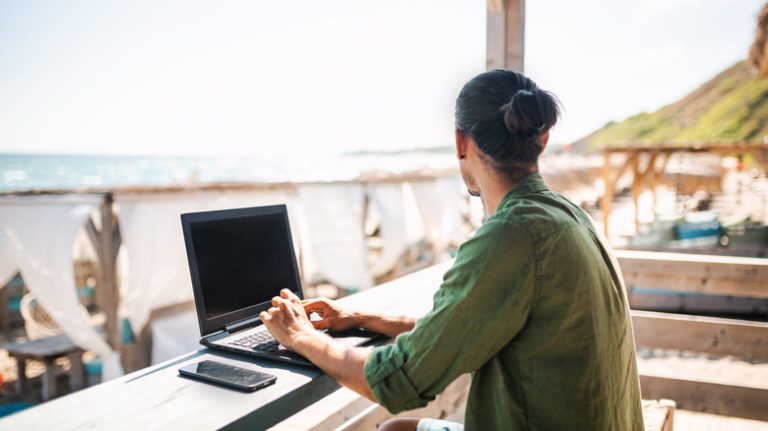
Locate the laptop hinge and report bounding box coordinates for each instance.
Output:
[224,315,261,333]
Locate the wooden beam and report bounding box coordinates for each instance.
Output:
[632,152,641,231]
[88,194,122,352]
[617,250,768,299]
[604,141,768,154]
[650,153,669,213]
[0,170,460,198]
[602,152,636,238]
[487,0,525,72]
[639,374,768,422]
[631,310,768,361]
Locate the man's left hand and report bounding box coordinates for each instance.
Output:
[260,289,316,350]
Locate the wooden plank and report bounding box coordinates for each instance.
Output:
[0,171,460,198]
[486,0,525,72]
[631,310,768,361]
[629,292,768,316]
[639,374,768,422]
[338,374,470,431]
[641,399,675,431]
[616,250,768,299]
[675,408,768,431]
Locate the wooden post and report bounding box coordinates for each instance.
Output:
[649,153,661,215]
[644,153,658,217]
[632,151,641,232]
[0,284,9,335]
[86,194,121,353]
[487,0,525,72]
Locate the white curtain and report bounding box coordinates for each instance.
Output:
[116,190,292,335]
[411,176,467,254]
[0,196,123,380]
[367,183,424,277]
[297,183,370,290]
[0,228,19,287]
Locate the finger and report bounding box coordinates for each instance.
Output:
[303,301,324,314]
[259,311,271,322]
[271,296,281,307]
[277,299,291,312]
[267,306,280,315]
[281,289,302,304]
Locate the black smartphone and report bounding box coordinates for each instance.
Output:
[178,360,277,392]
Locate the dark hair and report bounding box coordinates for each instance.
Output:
[455,69,560,175]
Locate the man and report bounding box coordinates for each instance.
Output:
[261,70,644,430]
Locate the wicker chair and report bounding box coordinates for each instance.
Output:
[19,294,100,340]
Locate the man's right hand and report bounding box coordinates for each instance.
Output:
[302,297,362,332]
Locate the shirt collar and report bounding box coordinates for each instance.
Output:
[500,172,550,204]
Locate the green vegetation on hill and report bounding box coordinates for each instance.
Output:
[574,60,768,152]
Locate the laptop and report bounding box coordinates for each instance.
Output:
[181,204,382,367]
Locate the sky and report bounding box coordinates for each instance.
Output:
[0,0,764,156]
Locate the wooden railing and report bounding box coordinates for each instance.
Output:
[618,249,768,421]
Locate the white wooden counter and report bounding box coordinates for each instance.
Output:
[0,263,450,431]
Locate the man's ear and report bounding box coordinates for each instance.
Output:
[455,129,468,160]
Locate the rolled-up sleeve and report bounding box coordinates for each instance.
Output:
[363,219,537,413]
[364,345,428,412]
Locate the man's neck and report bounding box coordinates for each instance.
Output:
[479,169,538,216]
[479,175,516,216]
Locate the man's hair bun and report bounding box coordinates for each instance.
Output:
[501,88,559,138]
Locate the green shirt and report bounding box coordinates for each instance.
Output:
[364,173,644,430]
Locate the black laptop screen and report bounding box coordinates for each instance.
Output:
[189,212,298,320]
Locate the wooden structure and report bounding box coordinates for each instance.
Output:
[486,0,525,72]
[641,400,676,431]
[84,194,121,354]
[616,249,768,422]
[632,310,768,362]
[601,141,768,238]
[616,249,768,300]
[0,334,85,401]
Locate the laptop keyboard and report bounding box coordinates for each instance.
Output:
[228,328,279,352]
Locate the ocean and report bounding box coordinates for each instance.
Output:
[0,151,457,192]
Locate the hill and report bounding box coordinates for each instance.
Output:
[573,60,768,153]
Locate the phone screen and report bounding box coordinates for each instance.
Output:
[179,360,277,391]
